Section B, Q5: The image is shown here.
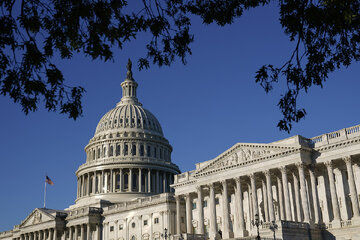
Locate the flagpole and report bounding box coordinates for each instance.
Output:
[44,179,47,208]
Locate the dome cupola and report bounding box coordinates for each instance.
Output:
[73,60,180,208]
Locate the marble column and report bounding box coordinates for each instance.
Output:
[129,168,133,192]
[297,163,310,222]
[309,166,320,223]
[209,183,217,240]
[53,229,57,240]
[148,169,152,193]
[81,224,85,240]
[175,196,181,234]
[221,180,231,238]
[277,176,285,220]
[119,168,123,192]
[100,170,104,193]
[138,168,142,192]
[281,166,292,220]
[250,174,259,217]
[87,173,90,196]
[265,170,275,222]
[69,227,73,240]
[325,161,341,223]
[344,156,360,218]
[292,172,302,222]
[49,229,54,240]
[74,226,78,240]
[235,177,245,236]
[261,179,269,222]
[185,193,193,234]
[97,224,101,240]
[92,172,96,194]
[110,169,114,193]
[197,186,205,234]
[86,224,90,240]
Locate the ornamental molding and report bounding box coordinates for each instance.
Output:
[195,143,298,176]
[20,208,55,228]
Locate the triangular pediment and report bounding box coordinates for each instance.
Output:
[20,208,55,227]
[195,143,296,175]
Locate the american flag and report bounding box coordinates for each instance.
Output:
[45,176,54,185]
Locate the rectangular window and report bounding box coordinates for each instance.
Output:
[228,196,232,203]
[215,198,219,205]
[192,202,196,209]
[144,220,148,226]
[110,226,114,232]
[119,224,123,230]
[203,200,208,207]
[154,217,159,224]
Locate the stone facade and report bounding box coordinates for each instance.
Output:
[1,61,360,240]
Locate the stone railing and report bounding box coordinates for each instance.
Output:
[340,220,352,227]
[106,193,174,212]
[279,220,309,229]
[309,124,360,147]
[0,230,13,238]
[175,170,196,183]
[67,207,102,219]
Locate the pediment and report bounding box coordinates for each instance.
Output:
[20,208,55,227]
[195,143,296,175]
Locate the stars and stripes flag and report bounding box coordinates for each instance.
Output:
[45,176,54,185]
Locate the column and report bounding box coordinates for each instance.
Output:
[50,229,54,240]
[97,224,101,240]
[53,229,57,240]
[249,174,259,217]
[100,170,104,193]
[235,177,245,237]
[148,169,152,192]
[325,161,341,223]
[209,183,217,240]
[197,186,204,234]
[175,196,181,234]
[92,172,96,194]
[119,168,123,192]
[265,170,275,222]
[261,179,269,222]
[297,163,310,222]
[110,169,114,193]
[309,166,320,223]
[86,224,90,240]
[277,176,285,220]
[138,168,142,192]
[87,173,90,196]
[129,168,133,192]
[281,166,292,220]
[185,193,193,234]
[74,226,78,240]
[221,180,231,238]
[344,156,360,218]
[81,224,85,240]
[163,172,168,193]
[292,172,302,222]
[69,227,73,240]
[156,170,160,193]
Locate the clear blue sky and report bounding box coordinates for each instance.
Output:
[1,3,359,231]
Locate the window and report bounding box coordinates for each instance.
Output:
[160,149,163,159]
[228,196,232,203]
[154,147,157,158]
[192,202,197,209]
[203,200,208,207]
[140,145,144,156]
[110,226,114,232]
[109,146,113,157]
[119,224,123,230]
[215,198,219,205]
[116,145,120,156]
[124,144,128,155]
[144,220,148,226]
[147,146,151,157]
[132,144,136,156]
[132,222,136,228]
[154,218,159,224]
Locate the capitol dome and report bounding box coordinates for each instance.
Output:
[73,60,180,208]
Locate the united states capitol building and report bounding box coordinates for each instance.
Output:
[1,62,360,240]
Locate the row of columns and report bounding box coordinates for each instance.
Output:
[17,224,100,240]
[86,142,170,161]
[176,156,360,239]
[78,169,173,198]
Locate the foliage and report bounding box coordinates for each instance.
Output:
[1,0,359,132]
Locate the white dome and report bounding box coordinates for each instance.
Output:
[95,103,163,137]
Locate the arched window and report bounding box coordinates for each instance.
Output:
[147,146,151,157]
[140,145,144,156]
[116,174,120,190]
[92,150,95,160]
[116,145,120,156]
[95,176,99,193]
[160,149,163,159]
[109,146,113,157]
[97,149,101,159]
[132,144,136,156]
[154,147,157,158]
[103,147,106,157]
[124,144,128,156]
[133,174,137,191]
